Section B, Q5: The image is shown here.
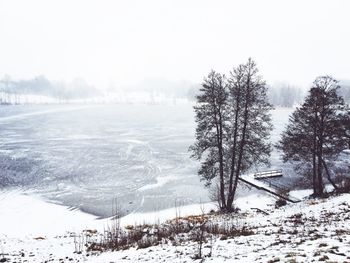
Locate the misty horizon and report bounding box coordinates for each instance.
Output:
[1,0,350,90]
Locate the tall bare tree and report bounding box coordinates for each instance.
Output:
[190,70,229,210]
[225,59,273,210]
[190,59,273,212]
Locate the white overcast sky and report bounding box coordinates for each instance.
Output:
[0,0,349,89]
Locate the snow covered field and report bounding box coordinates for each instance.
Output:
[0,188,218,262]
[96,193,350,263]
[1,188,350,262]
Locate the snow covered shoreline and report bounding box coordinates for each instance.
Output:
[0,188,280,238]
[0,189,220,262]
[1,189,349,262]
[0,189,215,238]
[0,189,101,238]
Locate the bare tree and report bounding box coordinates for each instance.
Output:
[190,59,273,212]
[190,70,229,210]
[225,58,273,210]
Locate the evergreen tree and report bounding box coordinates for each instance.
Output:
[278,76,347,196]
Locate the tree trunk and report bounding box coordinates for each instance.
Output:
[227,73,251,211]
[217,132,226,209]
[321,158,338,190]
[316,99,325,196]
[316,136,324,196]
[209,77,226,210]
[215,108,226,210]
[312,112,318,196]
[226,84,241,210]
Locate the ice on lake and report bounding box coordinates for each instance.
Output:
[0,104,294,217]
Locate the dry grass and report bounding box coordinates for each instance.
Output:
[85,211,254,254]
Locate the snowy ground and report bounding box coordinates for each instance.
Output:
[85,193,350,263]
[0,189,216,262]
[1,189,350,262]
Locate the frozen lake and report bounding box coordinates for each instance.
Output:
[0,104,293,217]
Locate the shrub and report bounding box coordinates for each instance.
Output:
[338,177,350,193]
[275,198,287,208]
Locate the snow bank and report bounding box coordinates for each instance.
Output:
[3,188,350,262]
[0,189,101,238]
[0,189,277,239]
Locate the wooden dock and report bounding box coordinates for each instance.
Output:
[254,169,283,179]
[239,170,301,203]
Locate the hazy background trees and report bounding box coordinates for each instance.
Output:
[0,75,100,103]
[0,74,197,104]
[1,73,349,106]
[267,83,304,107]
[338,81,350,103]
[189,81,304,108]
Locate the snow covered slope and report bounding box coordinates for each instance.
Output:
[89,194,350,263]
[1,189,350,262]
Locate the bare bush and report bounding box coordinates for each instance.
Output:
[85,211,253,256]
[338,177,350,193]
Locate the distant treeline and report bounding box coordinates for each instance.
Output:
[268,82,350,107]
[0,74,349,106]
[0,75,100,104]
[187,83,305,107]
[338,82,350,103]
[267,84,304,107]
[188,82,350,107]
